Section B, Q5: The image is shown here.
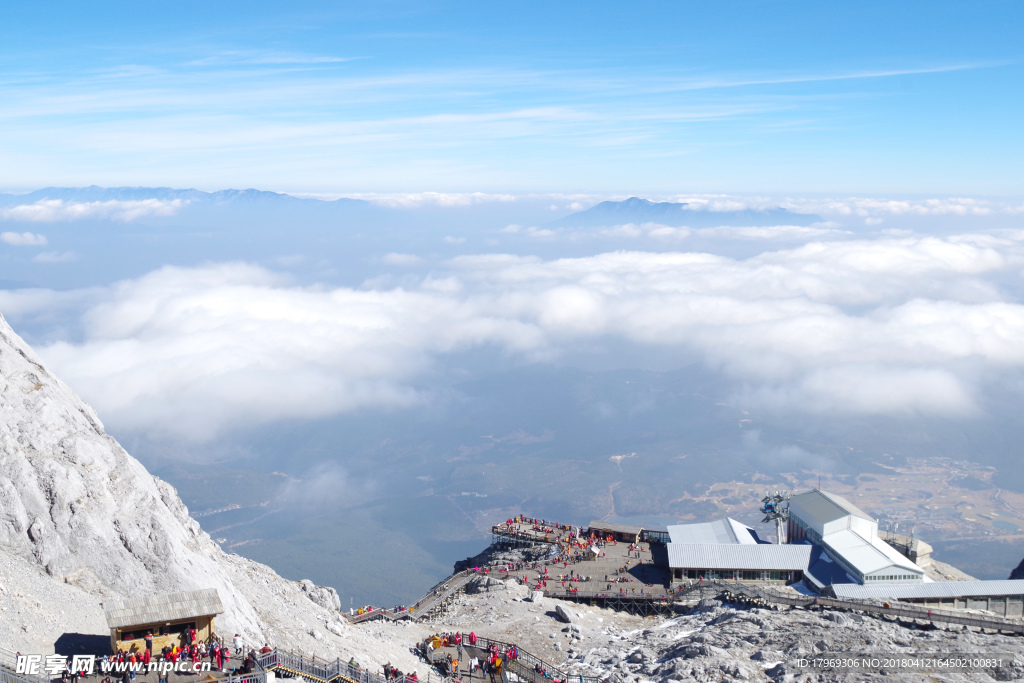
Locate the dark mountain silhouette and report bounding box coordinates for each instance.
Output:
[1011,557,1024,580]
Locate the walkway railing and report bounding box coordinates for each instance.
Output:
[453,633,601,683]
[0,648,48,683]
[256,649,417,683]
[720,581,1024,634]
[222,673,266,683]
[256,649,342,681]
[543,578,1024,635]
[347,569,477,624]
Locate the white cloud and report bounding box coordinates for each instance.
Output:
[19,231,1024,441]
[503,221,844,244]
[382,252,424,266]
[0,199,185,222]
[643,193,1024,219]
[694,225,848,241]
[348,192,518,208]
[1,231,47,246]
[32,251,76,263]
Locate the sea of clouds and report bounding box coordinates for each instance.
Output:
[4,227,1024,442]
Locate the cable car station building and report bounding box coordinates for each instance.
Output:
[664,517,811,584]
[787,489,924,589]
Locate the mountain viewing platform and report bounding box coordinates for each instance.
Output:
[487,517,675,599]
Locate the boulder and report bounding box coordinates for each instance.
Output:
[555,603,578,623]
[823,610,853,627]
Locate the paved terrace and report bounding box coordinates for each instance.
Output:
[488,519,675,600]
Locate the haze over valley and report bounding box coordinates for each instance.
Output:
[4,186,1024,607]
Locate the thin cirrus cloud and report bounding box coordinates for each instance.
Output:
[0,54,1013,192]
[15,230,1024,442]
[0,199,185,222]
[186,51,361,66]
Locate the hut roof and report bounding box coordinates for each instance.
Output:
[587,521,645,535]
[104,589,224,629]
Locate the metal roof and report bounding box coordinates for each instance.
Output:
[790,489,874,526]
[667,518,758,545]
[802,543,859,590]
[822,529,922,577]
[104,589,224,629]
[830,580,1024,601]
[666,543,812,571]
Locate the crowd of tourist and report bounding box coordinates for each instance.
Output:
[421,632,521,683]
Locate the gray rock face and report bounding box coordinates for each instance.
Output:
[466,576,506,594]
[300,579,342,611]
[0,314,353,656]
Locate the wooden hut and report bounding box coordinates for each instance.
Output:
[103,589,224,653]
[587,521,645,544]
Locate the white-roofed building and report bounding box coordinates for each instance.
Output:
[666,543,811,583]
[829,580,1024,618]
[788,489,924,586]
[663,517,805,584]
[667,517,760,545]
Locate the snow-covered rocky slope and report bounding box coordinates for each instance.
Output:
[0,313,416,672]
[428,576,1024,682]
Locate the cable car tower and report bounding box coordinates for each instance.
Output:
[760,490,791,544]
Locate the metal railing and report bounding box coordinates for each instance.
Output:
[223,673,267,683]
[408,572,477,619]
[347,569,477,624]
[0,668,48,683]
[716,581,1024,634]
[0,648,48,683]
[454,634,601,683]
[257,648,420,683]
[544,589,676,601]
[256,649,341,681]
[544,578,1024,635]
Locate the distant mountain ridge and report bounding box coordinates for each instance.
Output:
[551,196,822,228]
[0,185,369,207]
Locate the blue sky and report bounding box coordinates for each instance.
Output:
[0,1,1021,194]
